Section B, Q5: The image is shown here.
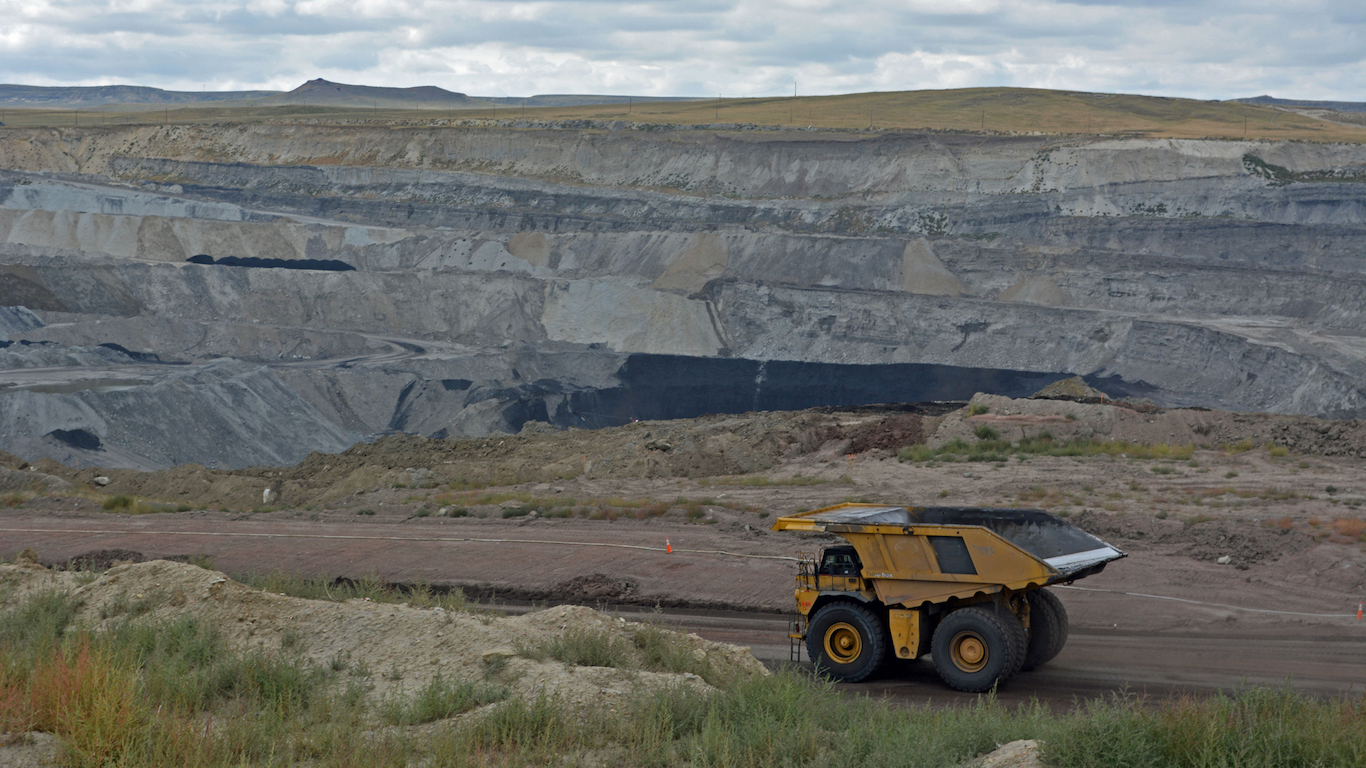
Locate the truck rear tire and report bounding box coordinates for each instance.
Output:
[806,602,886,682]
[931,606,1026,692]
[1021,588,1069,671]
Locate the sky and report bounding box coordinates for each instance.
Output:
[2,0,1364,100]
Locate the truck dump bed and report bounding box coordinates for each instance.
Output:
[773,504,1125,586]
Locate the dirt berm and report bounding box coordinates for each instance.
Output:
[0,559,767,706]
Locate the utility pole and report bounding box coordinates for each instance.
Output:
[715,95,719,120]
[793,81,797,98]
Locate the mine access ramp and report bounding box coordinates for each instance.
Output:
[772,503,1126,692]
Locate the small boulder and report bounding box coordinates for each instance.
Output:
[481,646,516,662]
[93,476,111,486]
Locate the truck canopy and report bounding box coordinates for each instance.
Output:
[774,504,1124,580]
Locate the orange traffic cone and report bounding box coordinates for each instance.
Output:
[666,538,673,554]
[1357,601,1363,620]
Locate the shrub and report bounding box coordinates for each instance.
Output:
[22,641,148,766]
[520,628,634,669]
[102,495,135,512]
[380,674,507,725]
[632,624,721,685]
[0,589,82,652]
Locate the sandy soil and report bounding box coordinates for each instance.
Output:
[0,557,766,704]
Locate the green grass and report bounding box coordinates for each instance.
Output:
[516,627,636,669]
[100,494,192,514]
[899,436,1195,464]
[974,425,1000,441]
[380,674,508,725]
[513,623,727,687]
[426,673,1366,768]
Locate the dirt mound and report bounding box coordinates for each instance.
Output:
[1070,510,1316,569]
[59,548,149,571]
[843,414,923,454]
[0,465,72,494]
[1031,376,1109,402]
[8,560,767,706]
[52,408,855,509]
[552,573,640,602]
[0,732,60,767]
[934,394,1366,458]
[0,560,81,609]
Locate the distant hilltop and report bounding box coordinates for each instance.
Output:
[255,78,482,108]
[0,78,693,111]
[1235,95,1366,113]
[0,84,276,109]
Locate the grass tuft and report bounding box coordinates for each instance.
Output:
[380,674,507,725]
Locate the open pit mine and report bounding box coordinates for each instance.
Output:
[1,122,1364,469]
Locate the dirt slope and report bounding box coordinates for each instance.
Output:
[0,559,766,706]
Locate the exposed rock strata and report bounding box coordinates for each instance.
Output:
[0,124,1363,468]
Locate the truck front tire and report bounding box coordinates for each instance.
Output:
[931,606,1026,692]
[807,602,886,682]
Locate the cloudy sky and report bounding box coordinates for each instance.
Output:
[2,0,1363,100]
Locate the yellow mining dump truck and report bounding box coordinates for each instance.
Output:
[772,503,1126,692]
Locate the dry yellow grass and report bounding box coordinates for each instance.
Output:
[2,87,1364,143]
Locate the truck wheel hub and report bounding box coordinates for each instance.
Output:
[824,622,862,663]
[951,632,988,672]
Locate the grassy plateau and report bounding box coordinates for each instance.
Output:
[3,87,1365,143]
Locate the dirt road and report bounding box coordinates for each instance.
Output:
[5,506,1364,708]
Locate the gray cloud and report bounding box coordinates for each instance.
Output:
[0,0,1361,100]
